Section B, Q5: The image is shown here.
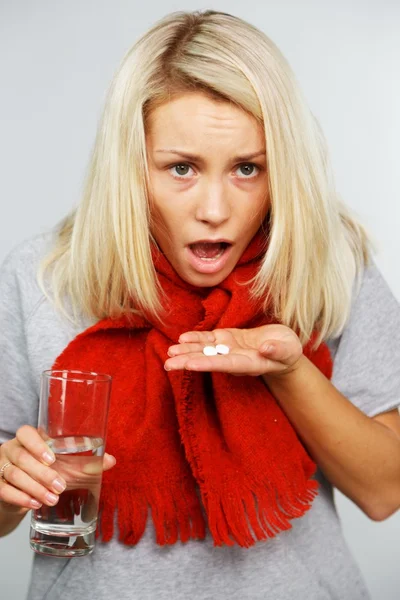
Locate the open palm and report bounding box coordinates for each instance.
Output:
[164,324,303,377]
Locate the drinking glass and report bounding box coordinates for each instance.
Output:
[29,369,112,557]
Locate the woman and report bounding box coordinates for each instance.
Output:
[1,9,399,600]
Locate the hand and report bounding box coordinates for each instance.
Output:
[164,324,303,377]
[0,425,116,514]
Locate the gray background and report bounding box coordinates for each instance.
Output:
[0,1,399,598]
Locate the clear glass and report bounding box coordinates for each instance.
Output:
[30,370,112,558]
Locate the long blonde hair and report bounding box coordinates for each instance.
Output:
[38,9,372,346]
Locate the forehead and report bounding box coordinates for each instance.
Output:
[146,92,264,150]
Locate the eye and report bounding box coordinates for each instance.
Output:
[235,163,260,179]
[168,163,194,179]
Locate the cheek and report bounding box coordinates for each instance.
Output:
[149,183,191,239]
[150,197,182,242]
[254,186,270,218]
[148,179,171,234]
[257,196,270,221]
[240,192,269,227]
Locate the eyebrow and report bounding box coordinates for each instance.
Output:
[154,149,266,162]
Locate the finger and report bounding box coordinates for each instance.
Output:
[7,440,67,489]
[258,342,276,356]
[168,342,205,357]
[184,352,258,374]
[258,340,295,363]
[81,452,116,476]
[165,352,197,371]
[178,331,216,344]
[15,425,56,466]
[166,350,268,376]
[0,480,43,511]
[165,345,233,370]
[3,441,67,498]
[0,462,61,507]
[102,453,116,472]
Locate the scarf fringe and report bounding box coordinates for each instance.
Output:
[203,476,319,548]
[53,231,332,549]
[95,476,319,548]
[96,481,207,545]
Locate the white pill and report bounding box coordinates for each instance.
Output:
[203,345,218,356]
[216,344,230,355]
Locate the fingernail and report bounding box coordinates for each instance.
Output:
[52,478,66,493]
[31,499,42,509]
[42,451,55,465]
[46,492,59,505]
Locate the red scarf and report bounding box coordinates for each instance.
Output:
[51,232,333,547]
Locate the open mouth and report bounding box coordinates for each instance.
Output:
[189,241,231,260]
[186,241,233,275]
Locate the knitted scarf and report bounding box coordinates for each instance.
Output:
[51,232,333,548]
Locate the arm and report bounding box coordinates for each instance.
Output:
[0,239,118,537]
[263,356,400,521]
[0,242,44,536]
[166,261,400,520]
[166,320,400,522]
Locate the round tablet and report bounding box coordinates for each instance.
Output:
[203,345,218,356]
[216,344,230,355]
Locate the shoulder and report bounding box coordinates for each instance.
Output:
[346,256,399,337]
[327,255,400,417]
[328,256,399,350]
[354,257,398,308]
[1,230,57,276]
[0,229,58,322]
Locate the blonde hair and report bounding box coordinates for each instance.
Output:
[38,9,372,347]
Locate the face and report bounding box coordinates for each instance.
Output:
[146,92,270,287]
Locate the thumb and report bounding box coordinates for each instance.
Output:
[259,339,303,367]
[102,453,116,471]
[259,341,279,357]
[258,341,291,363]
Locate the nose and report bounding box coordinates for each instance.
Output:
[195,180,231,226]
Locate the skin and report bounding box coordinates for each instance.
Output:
[165,324,400,521]
[2,89,271,520]
[0,429,115,532]
[1,92,399,530]
[146,92,270,288]
[152,93,400,520]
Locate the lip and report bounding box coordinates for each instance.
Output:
[185,240,234,275]
[188,238,234,245]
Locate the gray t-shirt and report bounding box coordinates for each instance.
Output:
[1,231,400,600]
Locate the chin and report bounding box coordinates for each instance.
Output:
[184,269,232,288]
